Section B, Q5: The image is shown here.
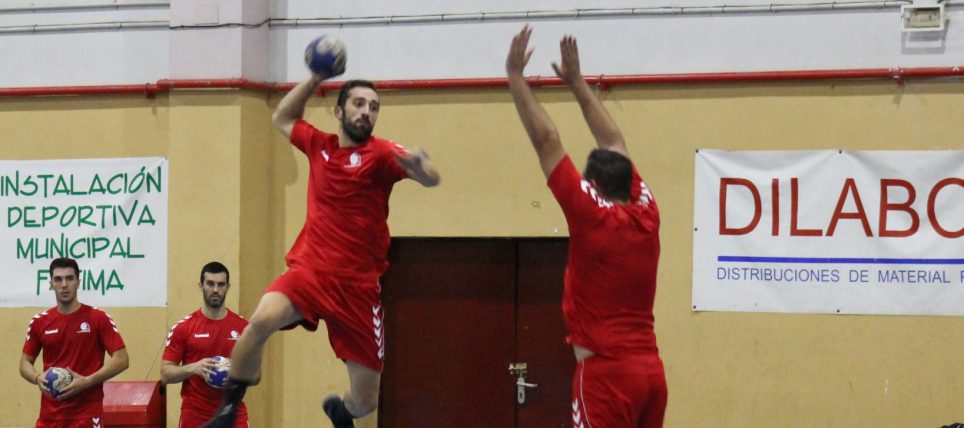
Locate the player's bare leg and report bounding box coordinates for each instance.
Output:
[204,292,302,428]
[323,360,381,428]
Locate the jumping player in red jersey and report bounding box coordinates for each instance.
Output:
[162,262,259,428]
[19,257,130,428]
[507,26,667,428]
[205,72,440,427]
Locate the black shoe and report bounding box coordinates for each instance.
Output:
[202,402,238,428]
[322,394,355,428]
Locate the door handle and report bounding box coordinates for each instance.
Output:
[516,375,538,404]
[509,362,538,404]
[517,377,538,388]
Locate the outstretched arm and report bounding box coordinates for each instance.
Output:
[395,149,440,187]
[273,73,327,140]
[552,35,628,158]
[506,25,566,179]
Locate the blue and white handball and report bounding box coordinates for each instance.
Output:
[43,367,72,397]
[205,356,231,389]
[304,35,347,77]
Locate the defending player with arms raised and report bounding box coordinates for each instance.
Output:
[162,262,259,428]
[506,26,667,428]
[19,257,130,428]
[205,70,440,427]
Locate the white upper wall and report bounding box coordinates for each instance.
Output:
[1,1,963,87]
[274,0,866,16]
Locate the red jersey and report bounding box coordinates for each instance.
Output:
[162,309,249,422]
[547,155,660,358]
[22,304,126,420]
[286,120,409,279]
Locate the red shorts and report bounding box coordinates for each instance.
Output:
[267,267,385,372]
[571,354,667,428]
[180,410,249,428]
[36,415,103,428]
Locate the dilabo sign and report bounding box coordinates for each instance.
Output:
[692,150,964,315]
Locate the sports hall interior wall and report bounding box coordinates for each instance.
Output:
[0,80,962,427]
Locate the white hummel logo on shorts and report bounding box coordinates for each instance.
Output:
[373,305,385,359]
[572,399,586,428]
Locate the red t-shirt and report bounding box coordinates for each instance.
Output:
[162,309,249,421]
[22,304,127,420]
[547,155,661,358]
[286,120,409,279]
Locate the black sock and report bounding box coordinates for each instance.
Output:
[223,379,250,405]
[325,396,355,424]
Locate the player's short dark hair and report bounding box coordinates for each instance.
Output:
[337,80,377,109]
[200,261,230,284]
[49,258,80,277]
[584,149,633,202]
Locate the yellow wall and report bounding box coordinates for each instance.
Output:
[1,80,962,427]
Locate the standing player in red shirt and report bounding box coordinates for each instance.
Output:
[507,26,667,428]
[205,71,440,427]
[162,262,258,428]
[19,257,130,428]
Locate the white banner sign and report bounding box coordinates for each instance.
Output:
[0,157,168,307]
[693,150,964,315]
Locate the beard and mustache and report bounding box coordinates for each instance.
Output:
[342,114,374,143]
[204,292,224,308]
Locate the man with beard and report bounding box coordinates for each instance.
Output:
[205,73,440,428]
[20,257,129,428]
[162,262,258,428]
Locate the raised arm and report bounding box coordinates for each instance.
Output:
[272,73,326,140]
[551,35,628,158]
[506,25,566,179]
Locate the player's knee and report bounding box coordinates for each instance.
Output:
[246,311,283,338]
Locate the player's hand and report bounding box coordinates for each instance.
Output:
[551,35,582,83]
[308,72,328,86]
[56,368,93,401]
[395,148,440,187]
[188,358,218,379]
[506,25,534,77]
[394,148,428,173]
[35,373,54,397]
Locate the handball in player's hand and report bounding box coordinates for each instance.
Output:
[204,356,231,389]
[305,35,347,77]
[43,367,73,397]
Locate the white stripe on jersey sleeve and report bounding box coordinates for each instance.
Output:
[165,314,194,347]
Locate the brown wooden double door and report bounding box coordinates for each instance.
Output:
[378,238,574,428]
